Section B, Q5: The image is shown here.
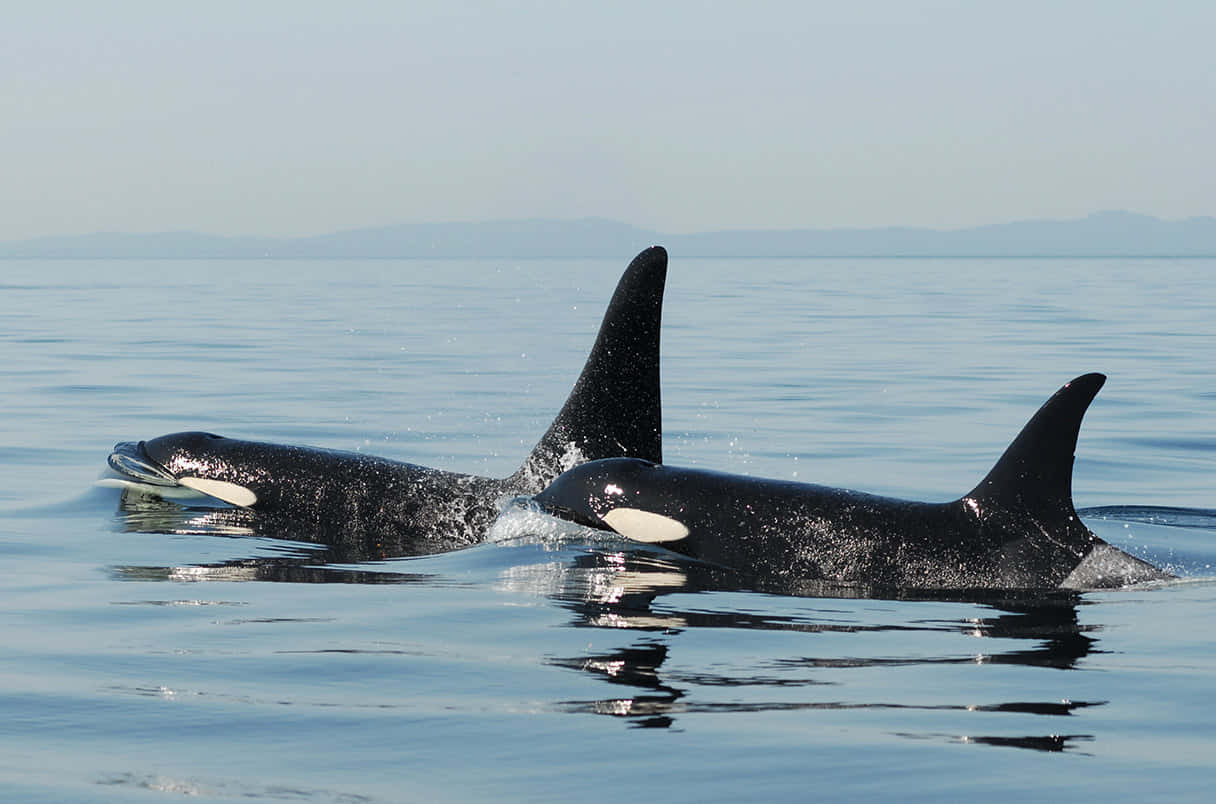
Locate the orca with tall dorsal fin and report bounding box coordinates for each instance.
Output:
[533,373,1173,591]
[101,246,667,550]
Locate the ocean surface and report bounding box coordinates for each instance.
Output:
[1,255,1214,802]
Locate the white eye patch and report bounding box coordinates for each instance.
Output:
[602,507,689,543]
[178,477,259,507]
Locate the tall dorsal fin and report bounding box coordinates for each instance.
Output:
[510,246,666,492]
[965,373,1106,514]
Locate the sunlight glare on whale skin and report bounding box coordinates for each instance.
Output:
[531,373,1180,591]
[100,246,669,550]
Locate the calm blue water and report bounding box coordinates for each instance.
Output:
[2,256,1214,802]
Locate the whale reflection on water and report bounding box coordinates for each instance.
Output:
[108,495,1214,748]
[112,557,1106,747]
[504,549,1106,747]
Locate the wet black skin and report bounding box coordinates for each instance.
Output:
[107,246,668,551]
[535,374,1173,592]
[112,433,509,549]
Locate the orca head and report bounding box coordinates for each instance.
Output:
[106,432,260,507]
[533,457,691,545]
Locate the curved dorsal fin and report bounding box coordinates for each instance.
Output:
[510,246,667,491]
[965,373,1105,514]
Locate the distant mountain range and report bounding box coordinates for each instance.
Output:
[3,211,1214,258]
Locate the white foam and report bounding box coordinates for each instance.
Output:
[486,500,606,545]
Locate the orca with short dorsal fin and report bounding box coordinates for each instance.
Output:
[533,374,1172,591]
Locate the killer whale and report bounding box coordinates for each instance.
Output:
[102,246,667,551]
[533,373,1173,592]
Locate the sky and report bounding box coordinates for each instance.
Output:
[4,1,1214,240]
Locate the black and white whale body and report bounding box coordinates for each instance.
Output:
[103,246,667,552]
[534,373,1173,592]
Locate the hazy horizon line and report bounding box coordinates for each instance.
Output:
[6,208,1216,243]
[4,210,1215,259]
